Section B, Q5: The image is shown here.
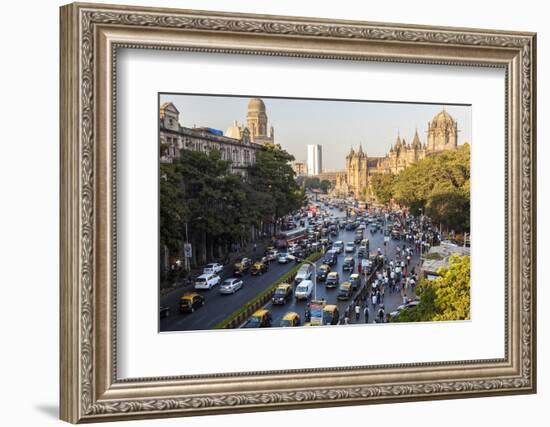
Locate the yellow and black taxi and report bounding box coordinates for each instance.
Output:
[280,311,301,327]
[326,271,340,288]
[179,293,205,314]
[271,283,293,305]
[251,259,269,276]
[349,273,361,290]
[318,264,331,281]
[243,309,272,328]
[337,282,353,300]
[233,257,252,276]
[322,304,340,325]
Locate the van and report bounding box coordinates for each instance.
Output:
[294,264,313,285]
[295,280,314,300]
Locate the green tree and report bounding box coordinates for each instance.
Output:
[248,144,306,229]
[392,144,470,230]
[431,255,471,321]
[319,179,332,194]
[394,255,470,322]
[370,173,396,204]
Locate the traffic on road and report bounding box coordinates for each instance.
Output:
[161,195,431,332]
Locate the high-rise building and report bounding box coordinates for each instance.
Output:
[307,144,323,176]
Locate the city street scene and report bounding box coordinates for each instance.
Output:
[159,94,471,332]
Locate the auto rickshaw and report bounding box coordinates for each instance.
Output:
[349,273,361,289]
[251,260,268,276]
[322,305,340,325]
[280,312,301,327]
[233,257,252,276]
[337,282,353,300]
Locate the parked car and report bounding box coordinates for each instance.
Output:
[345,242,355,253]
[179,293,205,313]
[277,252,290,264]
[280,312,301,327]
[318,264,331,281]
[294,264,313,285]
[219,278,243,294]
[389,300,420,319]
[343,256,355,272]
[194,273,221,290]
[322,305,340,325]
[251,260,269,276]
[243,309,272,328]
[295,279,314,300]
[337,282,353,300]
[325,272,340,288]
[272,283,293,305]
[203,262,223,275]
[233,258,252,276]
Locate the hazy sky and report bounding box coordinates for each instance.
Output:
[160,93,471,171]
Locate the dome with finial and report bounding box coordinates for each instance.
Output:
[431,109,455,128]
[248,97,266,112]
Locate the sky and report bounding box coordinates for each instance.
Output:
[160,93,471,171]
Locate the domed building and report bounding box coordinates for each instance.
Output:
[426,109,458,152]
[335,109,461,200]
[246,97,275,145]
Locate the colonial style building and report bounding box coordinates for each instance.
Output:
[335,109,460,199]
[291,160,307,177]
[159,98,275,175]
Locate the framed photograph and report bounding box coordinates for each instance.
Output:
[60,2,537,423]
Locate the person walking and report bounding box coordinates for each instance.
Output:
[355,304,361,321]
[363,305,370,323]
[377,306,385,323]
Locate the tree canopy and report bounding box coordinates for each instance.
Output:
[394,255,470,322]
[159,144,305,266]
[370,144,470,231]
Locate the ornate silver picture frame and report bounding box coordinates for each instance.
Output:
[60,2,536,423]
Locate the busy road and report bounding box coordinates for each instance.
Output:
[160,198,426,332]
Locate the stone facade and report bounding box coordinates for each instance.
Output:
[160,98,274,175]
[291,161,307,177]
[337,109,459,199]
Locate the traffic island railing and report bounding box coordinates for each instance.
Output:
[213,251,323,329]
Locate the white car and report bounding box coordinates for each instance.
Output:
[295,280,314,300]
[203,263,224,275]
[333,241,344,254]
[219,278,244,294]
[294,264,313,285]
[345,242,355,253]
[194,273,221,290]
[266,249,278,262]
[277,252,290,264]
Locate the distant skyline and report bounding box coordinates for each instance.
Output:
[160,93,471,170]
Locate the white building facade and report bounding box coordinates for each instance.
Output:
[307,144,323,176]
